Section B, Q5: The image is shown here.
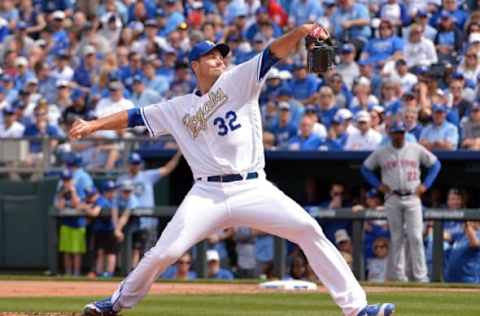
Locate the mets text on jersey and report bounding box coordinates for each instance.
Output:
[182,88,229,138]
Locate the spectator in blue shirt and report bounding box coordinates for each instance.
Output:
[119,51,144,92]
[73,46,100,90]
[142,57,170,97]
[317,86,338,129]
[55,169,85,276]
[326,73,352,109]
[445,221,480,283]
[434,12,464,63]
[167,61,196,98]
[90,180,118,278]
[331,0,370,43]
[402,106,423,141]
[206,249,234,280]
[289,63,320,104]
[160,0,185,36]
[432,0,469,29]
[288,0,323,26]
[130,75,163,108]
[420,104,459,150]
[23,104,61,153]
[35,62,57,104]
[274,86,305,127]
[288,115,323,150]
[50,11,69,54]
[66,154,93,199]
[161,252,197,280]
[245,6,283,41]
[116,151,181,268]
[268,101,298,148]
[14,56,35,91]
[361,19,404,67]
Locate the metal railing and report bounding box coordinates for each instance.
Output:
[0,136,175,176]
[47,207,480,282]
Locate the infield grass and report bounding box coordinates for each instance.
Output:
[0,291,479,316]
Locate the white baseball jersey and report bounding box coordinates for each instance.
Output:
[364,142,437,192]
[140,53,268,179]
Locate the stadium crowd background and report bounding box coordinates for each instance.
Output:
[0,0,480,283]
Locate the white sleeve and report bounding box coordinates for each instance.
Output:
[140,101,172,137]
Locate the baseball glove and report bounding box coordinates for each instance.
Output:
[305,31,336,74]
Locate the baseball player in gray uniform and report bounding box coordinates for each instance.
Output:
[71,23,394,316]
[361,122,441,282]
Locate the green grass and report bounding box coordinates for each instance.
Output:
[1,292,480,316]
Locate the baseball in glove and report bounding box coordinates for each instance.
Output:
[305,27,336,74]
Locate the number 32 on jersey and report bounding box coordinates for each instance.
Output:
[213,111,241,136]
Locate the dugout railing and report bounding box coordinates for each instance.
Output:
[47,207,480,282]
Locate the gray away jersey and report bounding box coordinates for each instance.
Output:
[363,142,437,192]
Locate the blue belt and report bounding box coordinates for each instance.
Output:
[197,172,258,183]
[392,190,414,197]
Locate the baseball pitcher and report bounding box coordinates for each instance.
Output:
[71,24,394,316]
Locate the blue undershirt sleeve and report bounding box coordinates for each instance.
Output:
[423,160,441,189]
[361,166,382,189]
[258,47,280,81]
[127,108,145,127]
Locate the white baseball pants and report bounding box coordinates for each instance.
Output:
[111,177,367,316]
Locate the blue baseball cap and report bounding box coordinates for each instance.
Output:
[276,87,292,97]
[85,186,98,196]
[66,154,82,167]
[451,72,464,80]
[71,89,85,101]
[102,180,118,192]
[305,105,317,113]
[367,188,380,198]
[128,152,143,164]
[188,41,230,63]
[2,107,15,115]
[60,169,73,180]
[341,43,354,54]
[432,104,447,113]
[389,121,406,133]
[332,116,344,124]
[256,6,268,15]
[417,10,428,18]
[16,21,27,31]
[132,74,144,84]
[358,58,374,66]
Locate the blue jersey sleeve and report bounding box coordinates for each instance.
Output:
[128,108,145,127]
[423,160,441,189]
[361,166,382,189]
[258,47,280,81]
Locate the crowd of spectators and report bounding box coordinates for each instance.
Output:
[1,0,480,161]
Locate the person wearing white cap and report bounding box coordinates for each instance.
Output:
[403,23,437,68]
[335,108,358,135]
[51,51,74,82]
[14,57,35,91]
[350,76,379,114]
[94,81,134,118]
[344,110,382,150]
[206,249,234,280]
[457,47,480,84]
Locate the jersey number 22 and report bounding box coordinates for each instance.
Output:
[213,111,241,136]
